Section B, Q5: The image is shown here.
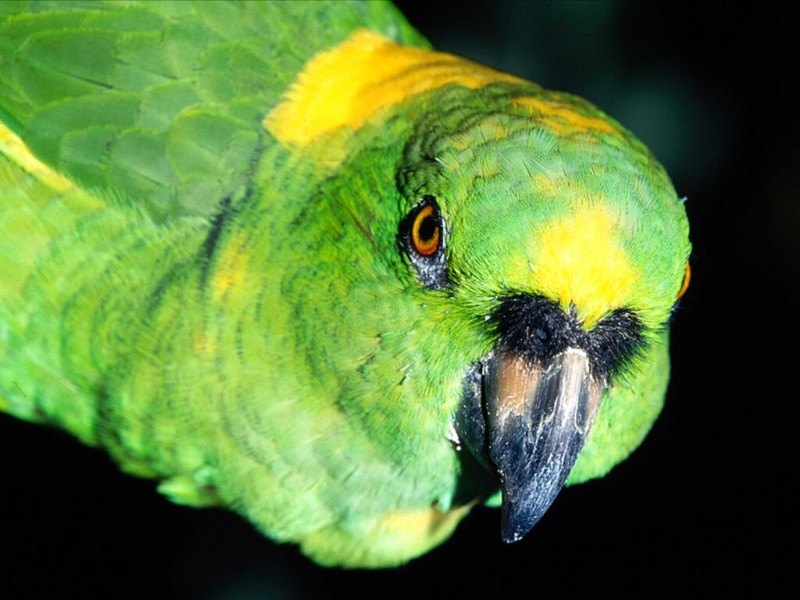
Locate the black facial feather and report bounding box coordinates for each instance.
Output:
[491,294,644,381]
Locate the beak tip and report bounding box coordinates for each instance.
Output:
[501,524,528,544]
[499,495,546,544]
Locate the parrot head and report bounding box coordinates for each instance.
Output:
[258,39,691,555]
[387,84,691,542]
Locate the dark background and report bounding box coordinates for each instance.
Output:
[1,2,793,597]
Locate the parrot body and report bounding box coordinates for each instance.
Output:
[0,1,690,567]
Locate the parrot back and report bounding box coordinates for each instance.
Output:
[0,0,426,438]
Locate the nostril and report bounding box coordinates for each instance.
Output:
[532,325,550,342]
[528,311,561,357]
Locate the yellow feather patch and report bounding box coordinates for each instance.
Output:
[533,203,637,327]
[193,329,216,357]
[512,96,620,137]
[211,233,250,306]
[377,504,468,536]
[532,173,561,198]
[368,503,472,561]
[0,122,75,193]
[300,502,472,567]
[512,96,620,136]
[264,29,523,163]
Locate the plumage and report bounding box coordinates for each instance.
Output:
[0,0,690,567]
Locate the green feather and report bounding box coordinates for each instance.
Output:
[0,0,690,567]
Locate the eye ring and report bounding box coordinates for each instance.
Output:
[398,196,450,289]
[411,203,442,256]
[677,262,691,299]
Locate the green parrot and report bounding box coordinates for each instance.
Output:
[0,0,690,567]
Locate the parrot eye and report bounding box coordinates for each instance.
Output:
[411,204,441,256]
[399,195,450,289]
[677,263,691,299]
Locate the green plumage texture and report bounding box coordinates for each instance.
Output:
[0,1,690,567]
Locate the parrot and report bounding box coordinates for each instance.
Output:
[0,0,691,568]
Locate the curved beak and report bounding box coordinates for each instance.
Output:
[459,347,603,542]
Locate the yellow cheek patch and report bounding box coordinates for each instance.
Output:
[512,96,620,137]
[265,29,523,153]
[533,204,637,327]
[0,122,75,193]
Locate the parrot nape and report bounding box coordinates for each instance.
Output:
[0,0,691,567]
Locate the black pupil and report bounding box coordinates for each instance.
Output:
[418,214,438,243]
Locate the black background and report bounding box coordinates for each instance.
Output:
[1,2,793,598]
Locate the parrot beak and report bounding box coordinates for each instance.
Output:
[486,347,602,542]
[457,346,603,542]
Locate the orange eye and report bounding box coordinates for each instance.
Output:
[677,262,691,299]
[411,204,441,256]
[400,196,449,288]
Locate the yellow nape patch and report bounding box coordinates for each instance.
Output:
[265,29,523,153]
[533,204,637,327]
[0,122,74,193]
[513,96,619,137]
